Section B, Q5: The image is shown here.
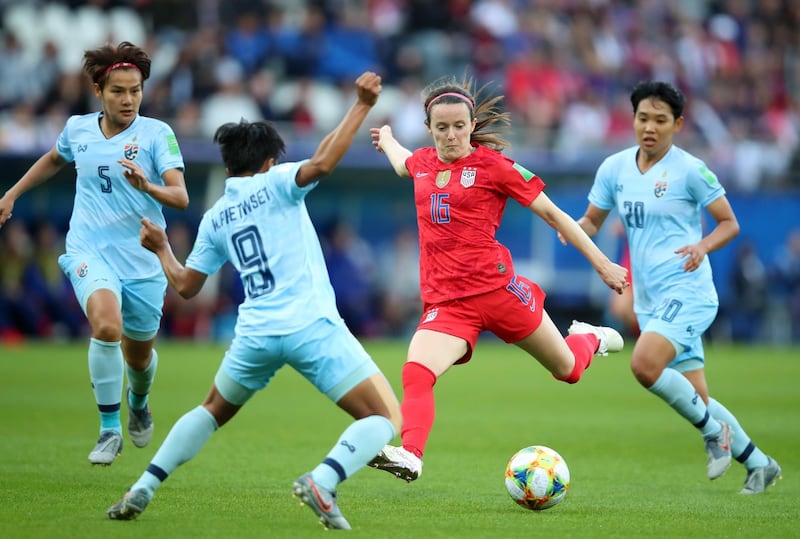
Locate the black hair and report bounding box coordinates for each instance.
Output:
[630,81,685,119]
[83,41,151,89]
[213,119,286,176]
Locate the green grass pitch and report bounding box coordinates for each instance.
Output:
[0,339,797,538]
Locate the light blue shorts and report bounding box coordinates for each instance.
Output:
[215,317,380,405]
[58,252,167,341]
[637,290,718,373]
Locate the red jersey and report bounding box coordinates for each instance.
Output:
[405,145,546,303]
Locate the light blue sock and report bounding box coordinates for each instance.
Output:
[707,397,769,470]
[88,338,123,434]
[131,405,218,496]
[311,415,396,491]
[647,368,722,438]
[126,348,158,410]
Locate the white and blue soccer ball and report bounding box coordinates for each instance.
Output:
[504,445,570,511]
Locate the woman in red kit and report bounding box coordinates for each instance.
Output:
[368,76,630,482]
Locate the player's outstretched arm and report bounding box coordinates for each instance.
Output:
[675,195,739,272]
[530,193,628,294]
[120,160,189,210]
[139,217,207,298]
[370,125,412,178]
[0,147,66,229]
[295,71,382,187]
[557,203,610,245]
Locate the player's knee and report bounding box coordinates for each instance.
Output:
[202,392,241,427]
[91,319,122,341]
[630,355,660,387]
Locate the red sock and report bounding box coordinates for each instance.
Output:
[399,362,437,459]
[554,333,598,384]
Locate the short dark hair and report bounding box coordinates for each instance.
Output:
[630,81,685,119]
[213,119,286,176]
[83,41,151,88]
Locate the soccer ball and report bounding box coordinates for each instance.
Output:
[504,445,570,511]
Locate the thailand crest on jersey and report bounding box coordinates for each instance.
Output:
[124,139,139,160]
[460,167,477,188]
[436,170,451,188]
[654,181,668,198]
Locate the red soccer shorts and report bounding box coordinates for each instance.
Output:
[416,275,546,364]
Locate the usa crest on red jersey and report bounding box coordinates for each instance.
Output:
[460,167,476,188]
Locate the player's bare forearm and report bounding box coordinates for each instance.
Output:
[296,72,381,186]
[295,102,372,187]
[567,234,627,291]
[700,195,739,253]
[156,251,198,299]
[578,204,610,238]
[533,195,627,292]
[700,217,740,254]
[532,194,596,252]
[558,205,609,246]
[143,182,189,210]
[124,165,188,210]
[317,103,371,167]
[146,240,204,299]
[1,150,65,227]
[560,217,610,269]
[140,216,199,298]
[6,148,66,200]
[676,196,740,272]
[677,218,740,272]
[372,125,411,177]
[382,139,412,177]
[153,247,207,299]
[575,216,599,237]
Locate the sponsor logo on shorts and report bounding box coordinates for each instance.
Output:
[423,308,439,323]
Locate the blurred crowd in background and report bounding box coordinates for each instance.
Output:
[1,0,799,188]
[2,0,800,345]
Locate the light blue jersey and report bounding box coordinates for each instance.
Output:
[589,144,725,317]
[57,112,185,279]
[186,160,341,336]
[588,144,774,474]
